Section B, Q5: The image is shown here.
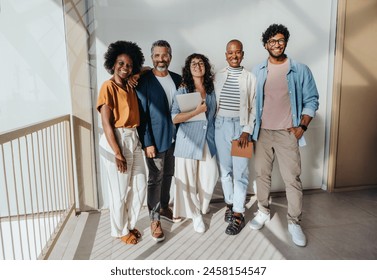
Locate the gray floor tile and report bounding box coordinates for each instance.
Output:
[49,187,377,260]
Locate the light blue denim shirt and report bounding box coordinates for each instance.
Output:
[252,57,319,143]
[171,87,217,160]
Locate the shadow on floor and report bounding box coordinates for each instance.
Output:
[60,188,377,260]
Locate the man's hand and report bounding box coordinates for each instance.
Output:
[289,114,312,139]
[144,146,156,158]
[288,126,304,139]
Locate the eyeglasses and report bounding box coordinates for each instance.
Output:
[267,38,286,47]
[191,61,205,68]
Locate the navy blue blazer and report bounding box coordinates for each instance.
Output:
[136,70,182,153]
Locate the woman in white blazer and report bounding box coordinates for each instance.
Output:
[214,40,256,235]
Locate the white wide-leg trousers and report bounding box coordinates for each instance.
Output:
[173,143,219,219]
[99,127,146,237]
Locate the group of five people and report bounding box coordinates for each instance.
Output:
[96,23,319,247]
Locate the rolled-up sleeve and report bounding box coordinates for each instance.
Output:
[302,65,319,117]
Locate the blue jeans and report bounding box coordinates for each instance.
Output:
[215,116,249,213]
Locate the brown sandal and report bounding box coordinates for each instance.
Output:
[121,233,138,245]
[130,228,142,239]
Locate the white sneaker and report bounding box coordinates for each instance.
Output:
[193,215,205,233]
[288,223,307,247]
[249,210,270,230]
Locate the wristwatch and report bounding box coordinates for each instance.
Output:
[299,124,307,131]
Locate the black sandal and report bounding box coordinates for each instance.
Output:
[224,204,233,223]
[225,214,245,235]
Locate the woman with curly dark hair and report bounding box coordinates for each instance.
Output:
[96,41,146,245]
[171,53,219,233]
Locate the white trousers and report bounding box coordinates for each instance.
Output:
[173,143,219,219]
[99,128,146,238]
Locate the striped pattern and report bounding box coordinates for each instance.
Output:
[219,66,242,112]
[172,87,217,160]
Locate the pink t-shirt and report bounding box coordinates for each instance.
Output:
[261,60,292,130]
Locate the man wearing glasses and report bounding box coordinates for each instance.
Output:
[249,24,319,247]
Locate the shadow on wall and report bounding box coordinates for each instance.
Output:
[93,0,330,72]
[17,0,334,209]
[92,0,332,194]
[334,0,377,188]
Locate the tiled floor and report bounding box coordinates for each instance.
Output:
[49,187,377,260]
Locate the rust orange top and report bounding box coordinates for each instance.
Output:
[96,80,140,128]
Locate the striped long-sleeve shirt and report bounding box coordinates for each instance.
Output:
[218,66,243,117]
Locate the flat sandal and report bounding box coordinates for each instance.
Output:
[225,215,245,235]
[121,233,138,245]
[130,228,142,239]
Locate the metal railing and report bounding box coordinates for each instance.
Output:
[0,115,75,260]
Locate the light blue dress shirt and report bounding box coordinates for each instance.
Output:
[252,57,319,144]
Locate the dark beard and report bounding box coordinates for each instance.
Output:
[267,48,286,61]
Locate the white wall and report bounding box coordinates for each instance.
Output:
[62,0,98,211]
[94,0,337,191]
[0,1,99,259]
[0,0,73,214]
[0,0,97,212]
[0,0,338,213]
[0,0,71,133]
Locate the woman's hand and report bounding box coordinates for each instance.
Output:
[238,132,250,148]
[127,66,151,88]
[195,100,207,115]
[127,74,140,88]
[100,104,127,173]
[115,153,127,173]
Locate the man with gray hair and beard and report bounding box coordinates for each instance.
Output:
[136,40,182,242]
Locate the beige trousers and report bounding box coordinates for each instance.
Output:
[255,129,303,223]
[99,127,146,237]
[173,143,219,219]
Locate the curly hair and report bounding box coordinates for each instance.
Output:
[261,24,290,45]
[104,41,145,75]
[181,53,214,94]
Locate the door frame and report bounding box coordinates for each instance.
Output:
[327,0,346,192]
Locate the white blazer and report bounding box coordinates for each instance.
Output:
[214,67,257,134]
